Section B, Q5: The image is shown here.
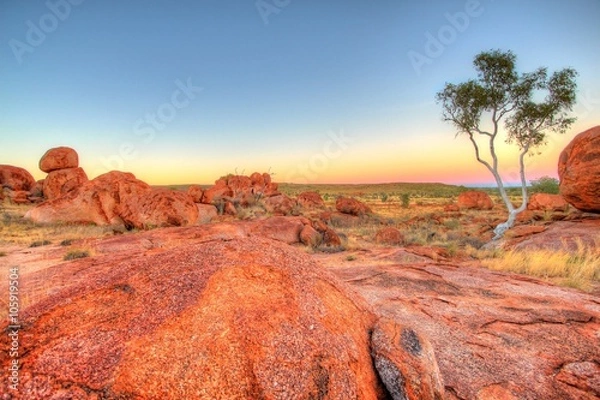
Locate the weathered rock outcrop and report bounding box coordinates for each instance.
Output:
[26,171,197,229]
[558,126,600,213]
[457,190,494,210]
[0,234,443,399]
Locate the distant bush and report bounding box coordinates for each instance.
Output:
[30,240,51,248]
[530,176,560,194]
[380,192,389,202]
[400,193,410,208]
[63,249,90,261]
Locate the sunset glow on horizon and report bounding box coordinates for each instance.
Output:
[1,1,599,186]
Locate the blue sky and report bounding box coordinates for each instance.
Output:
[1,0,599,185]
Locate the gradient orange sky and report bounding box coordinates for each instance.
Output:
[1,1,599,186]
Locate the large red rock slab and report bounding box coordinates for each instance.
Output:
[506,218,600,252]
[558,126,600,213]
[0,235,442,399]
[457,190,494,210]
[42,167,88,200]
[39,146,79,172]
[336,196,372,216]
[329,249,600,400]
[0,164,36,191]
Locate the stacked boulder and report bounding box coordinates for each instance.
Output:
[558,125,600,213]
[39,147,88,200]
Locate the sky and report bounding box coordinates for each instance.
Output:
[1,0,599,186]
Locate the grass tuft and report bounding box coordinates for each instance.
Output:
[29,239,52,248]
[481,242,600,291]
[63,249,90,261]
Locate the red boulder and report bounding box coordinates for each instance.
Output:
[558,125,600,213]
[336,197,372,216]
[39,146,79,173]
[297,191,326,209]
[0,164,36,191]
[457,190,494,210]
[43,167,88,200]
[527,193,569,212]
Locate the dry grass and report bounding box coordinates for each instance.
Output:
[0,202,116,246]
[481,240,600,291]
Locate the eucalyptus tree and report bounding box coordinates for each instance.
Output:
[436,49,577,239]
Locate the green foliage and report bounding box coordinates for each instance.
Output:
[530,176,560,194]
[380,192,389,202]
[400,193,410,208]
[437,49,577,151]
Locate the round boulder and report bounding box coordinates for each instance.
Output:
[374,227,405,245]
[336,197,372,216]
[298,191,326,209]
[558,126,600,213]
[527,193,569,212]
[39,146,79,173]
[457,190,494,210]
[43,167,88,200]
[0,164,36,191]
